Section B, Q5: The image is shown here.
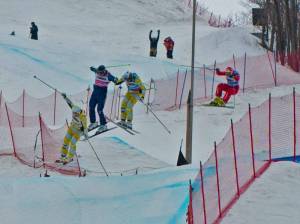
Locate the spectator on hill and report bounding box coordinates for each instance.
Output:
[30,22,38,40]
[163,36,174,59]
[149,29,160,57]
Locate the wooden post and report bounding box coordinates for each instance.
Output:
[39,113,45,168]
[5,103,16,157]
[214,142,222,217]
[269,93,272,161]
[179,69,188,110]
[186,90,192,163]
[211,60,217,99]
[248,104,256,177]
[231,119,240,196]
[200,161,207,224]
[293,88,296,161]
[243,52,247,93]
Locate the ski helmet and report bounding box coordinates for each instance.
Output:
[72,105,81,113]
[225,66,233,74]
[97,65,106,72]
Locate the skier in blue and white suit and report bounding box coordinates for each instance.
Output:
[88,65,118,133]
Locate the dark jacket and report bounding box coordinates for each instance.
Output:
[149,30,160,49]
[30,23,38,40]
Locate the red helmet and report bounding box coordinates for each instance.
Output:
[225,66,233,74]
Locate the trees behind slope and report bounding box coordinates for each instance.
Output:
[251,0,300,72]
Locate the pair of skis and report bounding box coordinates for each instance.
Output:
[200,103,235,109]
[82,120,140,140]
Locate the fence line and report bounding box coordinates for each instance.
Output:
[188,90,300,223]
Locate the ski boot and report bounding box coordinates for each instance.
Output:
[55,155,67,164]
[96,124,108,134]
[214,97,225,106]
[210,97,225,106]
[117,120,127,128]
[126,121,133,130]
[88,122,98,131]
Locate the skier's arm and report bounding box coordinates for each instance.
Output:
[90,66,97,73]
[80,118,88,138]
[157,30,160,40]
[231,73,240,81]
[149,30,152,40]
[215,68,227,76]
[108,73,118,84]
[115,75,125,85]
[137,78,146,100]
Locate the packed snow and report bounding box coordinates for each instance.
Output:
[0,0,299,223]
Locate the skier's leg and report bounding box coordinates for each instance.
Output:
[121,92,130,121]
[97,88,107,126]
[126,93,138,127]
[67,128,81,161]
[223,86,239,103]
[60,127,73,157]
[216,83,226,98]
[89,90,98,124]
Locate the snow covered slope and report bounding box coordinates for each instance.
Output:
[1,0,295,223]
[0,0,263,100]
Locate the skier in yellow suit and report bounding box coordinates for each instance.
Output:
[115,71,146,129]
[56,93,88,164]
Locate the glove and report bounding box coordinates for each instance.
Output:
[114,77,119,85]
[61,92,67,99]
[90,66,96,72]
[140,95,145,101]
[215,68,220,73]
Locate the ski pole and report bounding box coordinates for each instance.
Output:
[205,67,216,71]
[106,64,131,68]
[33,75,62,93]
[85,138,109,177]
[138,96,171,134]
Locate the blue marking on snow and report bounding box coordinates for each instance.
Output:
[0,42,87,83]
[272,155,300,162]
[191,165,217,193]
[168,195,189,224]
[106,136,148,156]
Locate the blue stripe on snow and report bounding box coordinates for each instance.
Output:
[272,155,300,162]
[0,42,87,83]
[106,136,148,156]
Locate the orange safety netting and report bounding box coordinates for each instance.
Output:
[152,53,300,112]
[189,91,300,224]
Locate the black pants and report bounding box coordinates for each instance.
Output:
[89,85,107,125]
[150,48,157,57]
[167,50,173,59]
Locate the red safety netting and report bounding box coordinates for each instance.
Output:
[152,53,300,112]
[39,117,81,176]
[0,88,92,175]
[0,92,13,156]
[5,104,40,167]
[189,90,300,224]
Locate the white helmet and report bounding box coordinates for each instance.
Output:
[72,105,81,113]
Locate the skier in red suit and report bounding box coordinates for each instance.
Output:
[210,66,240,106]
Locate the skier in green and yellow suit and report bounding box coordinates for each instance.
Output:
[57,93,88,164]
[115,71,146,129]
